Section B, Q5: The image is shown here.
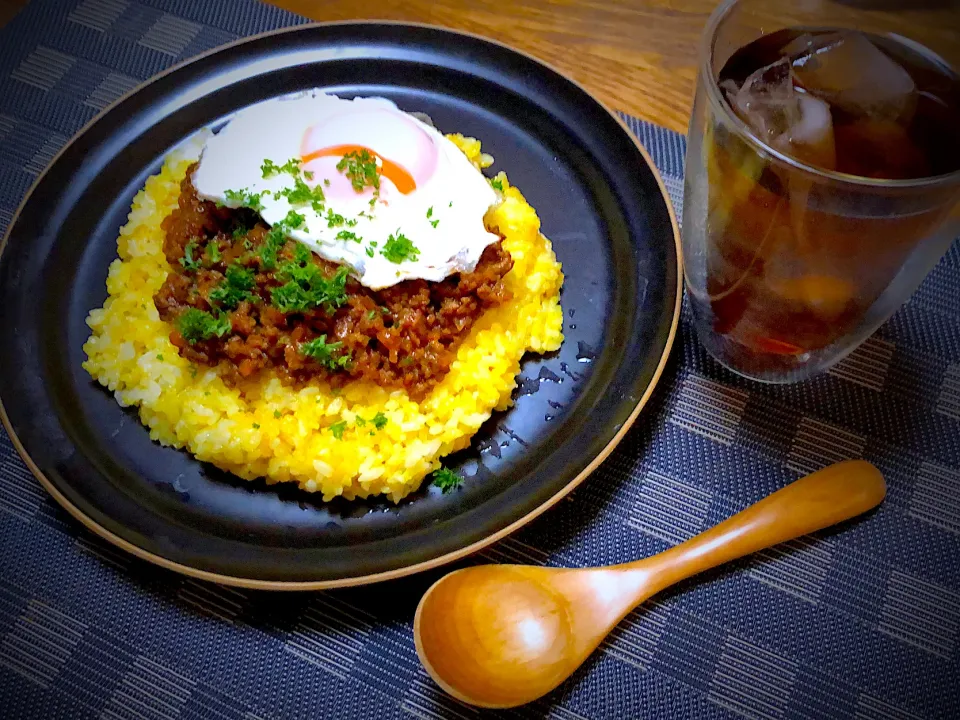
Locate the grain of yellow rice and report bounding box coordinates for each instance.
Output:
[82,134,564,502]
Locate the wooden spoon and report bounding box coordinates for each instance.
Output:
[414,459,885,709]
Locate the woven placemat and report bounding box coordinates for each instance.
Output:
[1,1,958,718]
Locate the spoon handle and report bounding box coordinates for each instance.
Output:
[628,460,885,591]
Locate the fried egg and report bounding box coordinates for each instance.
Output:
[192,90,500,289]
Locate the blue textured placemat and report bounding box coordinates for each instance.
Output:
[1,1,959,718]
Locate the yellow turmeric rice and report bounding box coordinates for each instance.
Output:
[82,134,564,502]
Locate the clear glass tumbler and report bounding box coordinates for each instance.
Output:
[682,0,960,382]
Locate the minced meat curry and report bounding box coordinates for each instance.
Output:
[154,167,513,399]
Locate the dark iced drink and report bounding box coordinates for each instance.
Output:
[683,24,960,380]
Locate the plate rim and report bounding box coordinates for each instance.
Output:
[0,20,682,591]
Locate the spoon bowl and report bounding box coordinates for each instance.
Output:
[417,566,576,707]
[414,460,886,708]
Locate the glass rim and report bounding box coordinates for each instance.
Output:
[700,0,960,190]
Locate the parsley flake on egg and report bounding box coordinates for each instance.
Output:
[283,209,308,231]
[337,149,380,193]
[381,230,420,264]
[336,230,362,243]
[260,157,302,179]
[222,188,265,212]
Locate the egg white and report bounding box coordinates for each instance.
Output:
[191,90,499,289]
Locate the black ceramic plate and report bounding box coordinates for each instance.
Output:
[0,23,680,588]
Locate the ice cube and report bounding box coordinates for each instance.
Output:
[730,58,799,140]
[780,32,830,59]
[786,31,917,123]
[773,93,837,170]
[728,58,836,170]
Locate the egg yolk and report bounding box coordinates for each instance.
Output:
[302,144,417,194]
[300,108,439,201]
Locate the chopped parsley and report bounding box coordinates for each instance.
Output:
[156,354,164,361]
[300,334,351,370]
[259,225,286,270]
[490,177,504,192]
[430,219,439,229]
[278,176,324,207]
[252,423,260,429]
[283,209,307,230]
[205,242,222,263]
[261,157,301,179]
[448,201,453,207]
[209,263,256,309]
[427,207,439,228]
[256,208,315,270]
[292,240,311,264]
[350,412,387,431]
[323,179,331,187]
[381,230,420,264]
[304,171,315,181]
[176,309,231,344]
[365,246,375,258]
[426,206,434,219]
[336,149,380,193]
[232,224,248,239]
[431,467,462,493]
[273,410,282,419]
[223,188,265,213]
[271,256,350,314]
[329,420,348,440]
[283,179,315,206]
[325,210,357,229]
[366,309,376,320]
[336,230,361,243]
[179,240,202,272]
